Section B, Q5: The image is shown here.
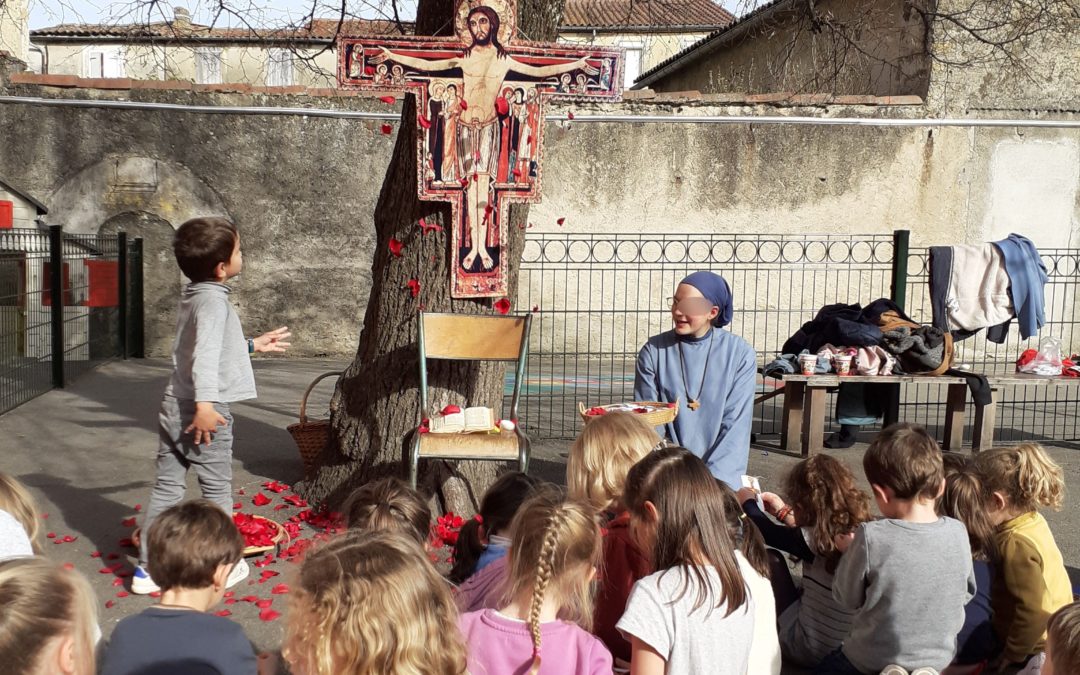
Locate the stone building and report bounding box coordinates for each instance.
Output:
[29,1,734,89]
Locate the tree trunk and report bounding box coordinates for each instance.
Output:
[298,0,567,514]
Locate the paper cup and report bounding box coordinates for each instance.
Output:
[833,353,853,376]
[798,354,817,376]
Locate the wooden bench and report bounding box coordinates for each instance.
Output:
[779,373,1078,456]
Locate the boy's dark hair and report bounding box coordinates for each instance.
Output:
[448,471,542,583]
[147,499,243,591]
[343,477,431,546]
[174,216,238,282]
[864,423,944,500]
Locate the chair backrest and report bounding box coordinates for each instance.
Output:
[417,312,532,418]
[420,313,529,361]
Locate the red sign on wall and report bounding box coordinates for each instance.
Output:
[84,260,119,307]
[0,201,12,229]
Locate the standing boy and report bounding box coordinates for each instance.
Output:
[817,423,976,674]
[133,217,290,594]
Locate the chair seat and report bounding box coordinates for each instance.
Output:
[418,429,522,459]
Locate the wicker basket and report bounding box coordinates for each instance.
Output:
[242,515,289,557]
[578,400,679,427]
[287,372,342,476]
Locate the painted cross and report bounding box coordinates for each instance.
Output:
[338,0,622,298]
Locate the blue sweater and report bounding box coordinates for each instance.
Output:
[993,234,1048,340]
[634,328,756,488]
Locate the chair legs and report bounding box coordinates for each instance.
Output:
[518,437,530,475]
[406,434,421,489]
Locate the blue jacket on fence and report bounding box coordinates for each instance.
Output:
[993,234,1048,340]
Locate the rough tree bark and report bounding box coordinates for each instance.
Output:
[298,0,568,513]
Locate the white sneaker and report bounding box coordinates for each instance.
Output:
[225,558,250,588]
[880,667,909,675]
[131,565,160,595]
[911,669,940,675]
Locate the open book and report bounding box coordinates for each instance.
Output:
[429,406,497,434]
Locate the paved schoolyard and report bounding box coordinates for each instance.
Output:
[1,358,1077,673]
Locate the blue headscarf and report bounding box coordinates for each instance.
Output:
[680,271,733,328]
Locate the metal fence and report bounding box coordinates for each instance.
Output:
[515,230,1080,445]
[0,227,143,415]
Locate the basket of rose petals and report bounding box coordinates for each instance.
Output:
[578,400,679,427]
[234,513,288,556]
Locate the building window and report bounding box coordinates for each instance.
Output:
[85,46,125,78]
[623,46,643,87]
[266,49,293,87]
[195,47,223,84]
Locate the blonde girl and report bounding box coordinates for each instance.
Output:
[735,453,871,668]
[567,411,659,665]
[282,530,468,675]
[972,443,1071,669]
[458,489,612,675]
[617,446,754,675]
[0,472,41,557]
[0,556,99,675]
[343,476,432,546]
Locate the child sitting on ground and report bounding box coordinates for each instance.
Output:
[617,446,755,675]
[818,423,975,675]
[459,489,613,675]
[102,500,258,675]
[343,476,431,546]
[566,411,659,665]
[0,556,98,675]
[134,216,291,594]
[452,471,542,612]
[939,458,999,672]
[283,530,468,675]
[0,471,41,559]
[736,454,871,668]
[718,481,781,675]
[972,443,1071,671]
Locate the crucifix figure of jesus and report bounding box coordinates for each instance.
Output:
[339,0,622,298]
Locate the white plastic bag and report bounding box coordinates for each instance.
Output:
[1020,337,1063,376]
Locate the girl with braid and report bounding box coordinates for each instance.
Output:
[459,488,613,675]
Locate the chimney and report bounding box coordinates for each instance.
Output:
[173,7,192,28]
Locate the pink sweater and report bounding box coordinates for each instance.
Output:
[455,555,509,613]
[459,609,613,675]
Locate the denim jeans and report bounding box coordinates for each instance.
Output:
[138,397,234,567]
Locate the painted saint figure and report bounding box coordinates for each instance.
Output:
[371,5,596,272]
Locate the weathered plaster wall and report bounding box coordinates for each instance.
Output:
[0,79,1076,356]
[644,0,930,97]
[0,0,29,64]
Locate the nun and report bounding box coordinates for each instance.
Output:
[634,271,757,488]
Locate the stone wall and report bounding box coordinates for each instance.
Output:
[0,73,1077,357]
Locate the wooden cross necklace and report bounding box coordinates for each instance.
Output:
[677,329,714,411]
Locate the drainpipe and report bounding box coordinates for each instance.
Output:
[28,43,47,74]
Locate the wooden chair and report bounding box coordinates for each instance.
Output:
[405,312,532,488]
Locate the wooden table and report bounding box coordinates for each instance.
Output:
[779,372,1076,456]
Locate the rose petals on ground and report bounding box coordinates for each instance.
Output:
[116,591,129,598]
[252,493,271,507]
[90,551,101,558]
[224,598,237,605]
[47,532,55,538]
[215,609,232,617]
[233,502,242,510]
[62,535,76,543]
[105,600,115,609]
[260,570,280,579]
[259,608,281,622]
[263,481,289,494]
[121,517,136,527]
[112,577,124,587]
[271,583,289,595]
[241,595,259,603]
[106,553,120,560]
[557,217,566,226]
[134,504,142,511]
[118,538,134,548]
[283,495,307,507]
[63,562,75,570]
[256,598,273,609]
[149,591,161,598]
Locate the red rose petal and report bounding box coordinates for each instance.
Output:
[149,591,161,598]
[532,305,539,313]
[271,583,289,594]
[215,609,232,617]
[380,123,393,135]
[494,298,512,315]
[252,493,271,507]
[112,577,123,587]
[495,96,509,115]
[379,95,396,104]
[273,504,288,511]
[46,532,55,538]
[256,598,274,608]
[224,598,237,605]
[441,405,461,415]
[238,488,246,496]
[121,517,136,527]
[233,502,242,510]
[224,591,235,598]
[62,535,76,543]
[418,115,431,129]
[241,595,259,603]
[118,538,134,548]
[388,238,404,257]
[134,504,142,512]
[406,278,421,298]
[90,551,101,558]
[459,99,468,111]
[567,111,575,120]
[105,600,115,609]
[557,217,566,226]
[63,562,75,570]
[106,552,120,560]
[259,608,281,622]
[116,591,129,598]
[260,569,280,579]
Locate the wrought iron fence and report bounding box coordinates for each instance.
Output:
[516,232,896,439]
[0,227,143,415]
[515,231,1080,445]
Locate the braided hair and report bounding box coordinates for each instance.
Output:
[498,488,601,675]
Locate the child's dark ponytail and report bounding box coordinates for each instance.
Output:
[448,471,542,584]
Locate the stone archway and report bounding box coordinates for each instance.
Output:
[47,156,232,357]
[99,212,179,357]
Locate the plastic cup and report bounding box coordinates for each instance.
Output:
[834,353,853,376]
[798,354,817,376]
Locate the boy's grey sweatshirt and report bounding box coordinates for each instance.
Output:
[165,282,256,403]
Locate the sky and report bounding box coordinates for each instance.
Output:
[28,0,748,29]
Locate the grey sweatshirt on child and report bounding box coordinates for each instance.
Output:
[165,282,256,403]
[833,517,976,673]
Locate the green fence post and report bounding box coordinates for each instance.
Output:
[884,229,911,426]
[131,237,145,358]
[118,231,128,359]
[48,225,64,388]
